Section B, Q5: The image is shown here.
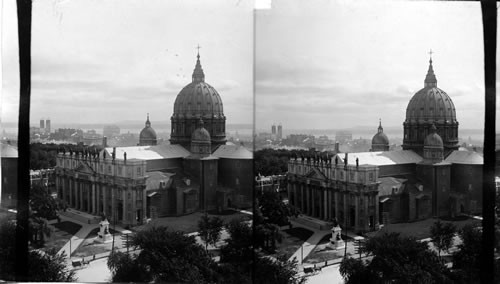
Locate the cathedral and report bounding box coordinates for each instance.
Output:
[55,51,252,226]
[287,55,482,233]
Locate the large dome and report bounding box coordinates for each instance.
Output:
[170,52,227,150]
[402,56,459,156]
[424,125,443,148]
[172,82,224,118]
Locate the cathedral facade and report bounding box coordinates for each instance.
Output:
[55,52,252,226]
[288,56,482,233]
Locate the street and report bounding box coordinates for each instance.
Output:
[74,257,112,282]
[305,263,344,284]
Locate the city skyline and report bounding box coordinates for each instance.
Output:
[256,1,485,131]
[2,0,253,126]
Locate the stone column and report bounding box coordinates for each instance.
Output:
[300,184,305,213]
[311,187,316,217]
[92,182,96,214]
[374,194,380,228]
[111,186,115,222]
[334,191,339,221]
[96,183,101,215]
[343,193,348,228]
[142,186,147,222]
[122,188,127,224]
[355,194,359,231]
[323,188,328,220]
[132,188,137,225]
[103,184,107,217]
[79,181,84,210]
[69,178,74,207]
[364,193,369,231]
[306,185,310,216]
[87,182,91,212]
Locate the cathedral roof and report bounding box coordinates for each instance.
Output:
[405,57,457,124]
[371,120,389,145]
[212,144,253,159]
[444,150,483,165]
[335,150,423,166]
[104,144,190,161]
[172,53,224,119]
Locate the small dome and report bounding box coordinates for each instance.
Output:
[424,125,443,148]
[371,120,389,151]
[140,127,157,139]
[191,119,211,142]
[139,114,157,146]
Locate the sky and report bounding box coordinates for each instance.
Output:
[2,0,253,129]
[255,0,486,132]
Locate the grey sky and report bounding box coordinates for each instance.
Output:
[2,0,253,127]
[255,0,485,131]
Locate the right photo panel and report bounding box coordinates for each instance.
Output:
[255,1,485,283]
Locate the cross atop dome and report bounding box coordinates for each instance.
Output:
[192,45,205,83]
[424,49,437,88]
[378,118,383,133]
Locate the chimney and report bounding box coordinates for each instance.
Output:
[112,147,116,160]
[335,142,340,153]
[103,136,108,147]
[124,152,127,164]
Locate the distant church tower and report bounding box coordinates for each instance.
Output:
[402,52,459,157]
[371,119,389,151]
[139,114,157,146]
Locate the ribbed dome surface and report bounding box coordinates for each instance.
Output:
[372,132,389,146]
[173,82,224,118]
[140,127,157,139]
[405,87,457,123]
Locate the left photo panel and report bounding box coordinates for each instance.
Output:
[1,0,254,282]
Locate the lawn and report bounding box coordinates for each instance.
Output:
[72,227,121,258]
[274,227,314,260]
[41,221,82,253]
[365,216,481,240]
[135,210,251,233]
[303,233,354,264]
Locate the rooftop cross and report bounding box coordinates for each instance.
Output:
[196,44,201,56]
[428,49,433,60]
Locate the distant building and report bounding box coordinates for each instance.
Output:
[277,124,283,140]
[103,125,120,138]
[288,56,483,233]
[271,124,276,135]
[335,131,352,143]
[45,119,51,134]
[255,174,287,194]
[1,143,18,208]
[40,119,45,130]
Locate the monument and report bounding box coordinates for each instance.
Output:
[327,219,344,250]
[96,218,112,243]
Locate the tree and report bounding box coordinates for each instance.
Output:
[108,225,219,283]
[340,257,375,284]
[430,220,457,258]
[220,218,254,264]
[107,251,150,282]
[254,253,306,284]
[0,217,75,282]
[198,215,224,250]
[28,249,76,282]
[29,215,52,247]
[257,190,299,226]
[339,232,453,284]
[30,183,59,220]
[451,225,481,283]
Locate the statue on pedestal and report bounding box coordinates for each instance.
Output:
[327,218,344,250]
[96,218,112,243]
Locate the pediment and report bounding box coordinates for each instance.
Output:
[305,167,327,181]
[75,161,96,175]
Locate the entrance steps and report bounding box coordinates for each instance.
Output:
[60,208,101,224]
[293,215,333,231]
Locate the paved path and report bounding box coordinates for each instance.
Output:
[54,214,99,258]
[287,220,331,265]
